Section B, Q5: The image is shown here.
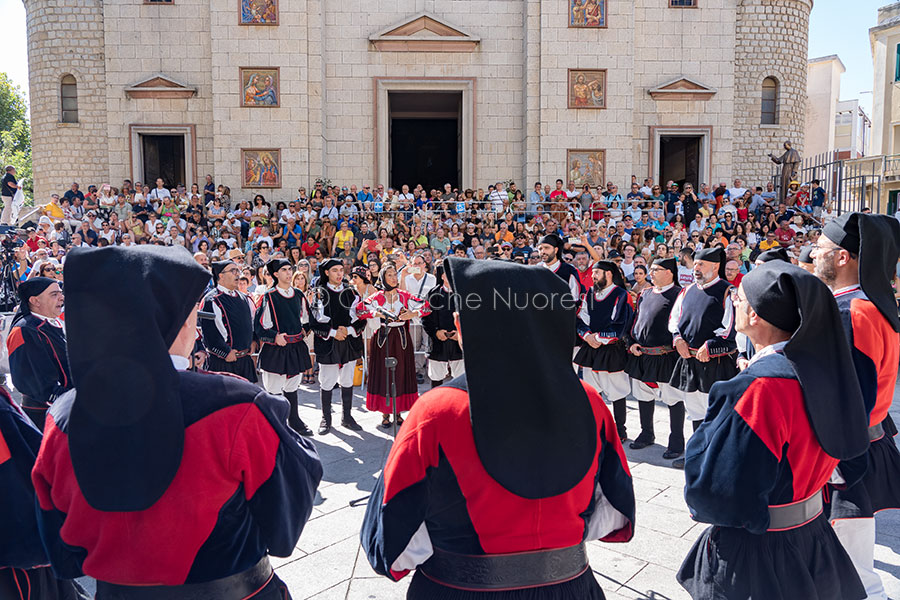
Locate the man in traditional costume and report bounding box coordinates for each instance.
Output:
[255,258,316,436]
[202,259,257,382]
[625,257,685,458]
[678,261,869,600]
[814,212,900,600]
[361,258,635,599]
[574,260,633,441]
[32,245,323,599]
[422,265,463,388]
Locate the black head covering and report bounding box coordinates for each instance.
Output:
[694,247,727,280]
[210,260,234,283]
[64,245,211,511]
[741,261,869,459]
[13,277,56,323]
[823,212,900,332]
[351,266,370,284]
[798,246,814,265]
[652,257,679,286]
[592,260,626,288]
[267,258,292,278]
[537,234,564,258]
[378,263,398,291]
[318,258,342,280]
[444,258,596,498]
[756,247,791,264]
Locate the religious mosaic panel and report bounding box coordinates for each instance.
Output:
[566,150,606,188]
[242,149,281,188]
[240,68,280,107]
[239,0,278,25]
[569,0,606,27]
[567,69,606,109]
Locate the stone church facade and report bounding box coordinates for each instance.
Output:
[24,0,811,203]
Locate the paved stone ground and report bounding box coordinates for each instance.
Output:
[74,379,900,599]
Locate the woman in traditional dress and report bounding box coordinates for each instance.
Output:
[357,264,429,429]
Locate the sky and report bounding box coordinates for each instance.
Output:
[0,0,888,116]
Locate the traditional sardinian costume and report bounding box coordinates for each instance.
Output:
[201,261,257,382]
[254,259,314,435]
[361,258,635,599]
[667,248,738,422]
[31,246,322,600]
[821,213,900,599]
[737,247,792,362]
[7,277,70,431]
[422,270,463,387]
[678,262,869,600]
[574,261,633,440]
[309,259,365,433]
[357,281,430,415]
[625,258,685,455]
[0,387,90,600]
[538,234,584,301]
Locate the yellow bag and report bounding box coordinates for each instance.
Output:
[353,362,364,387]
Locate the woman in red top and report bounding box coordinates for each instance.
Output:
[301,234,320,258]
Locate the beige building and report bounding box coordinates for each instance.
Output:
[805,55,870,160]
[24,0,811,204]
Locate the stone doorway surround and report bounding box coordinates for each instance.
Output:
[128,124,197,188]
[374,78,476,189]
[649,125,713,188]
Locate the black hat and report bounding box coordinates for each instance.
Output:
[267,258,292,278]
[652,257,679,285]
[210,259,234,282]
[756,247,791,265]
[537,234,564,254]
[607,249,622,259]
[694,247,727,280]
[318,257,342,279]
[350,266,370,284]
[64,246,211,511]
[798,246,814,265]
[444,258,596,499]
[592,260,625,288]
[15,277,56,321]
[741,261,869,459]
[823,212,900,332]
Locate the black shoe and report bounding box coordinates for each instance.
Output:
[662,449,683,460]
[671,457,685,469]
[379,415,392,429]
[318,417,332,435]
[293,420,314,437]
[396,415,405,426]
[342,416,362,431]
[629,432,655,450]
[416,373,425,384]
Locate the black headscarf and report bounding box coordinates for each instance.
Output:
[742,262,869,459]
[756,247,791,265]
[12,277,56,324]
[537,234,564,259]
[652,257,679,286]
[694,247,727,280]
[592,260,625,288]
[378,263,398,292]
[267,258,292,278]
[823,212,900,332]
[445,258,596,499]
[64,246,211,511]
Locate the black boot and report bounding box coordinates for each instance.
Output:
[663,402,685,459]
[629,401,655,449]
[284,390,313,436]
[341,386,362,431]
[430,379,444,389]
[612,398,627,442]
[318,388,333,435]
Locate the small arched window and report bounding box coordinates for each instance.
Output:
[761,77,778,125]
[60,74,78,123]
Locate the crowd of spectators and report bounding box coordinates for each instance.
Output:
[12,172,848,302]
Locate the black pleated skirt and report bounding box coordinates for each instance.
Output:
[0,567,91,600]
[406,568,605,600]
[573,342,627,373]
[829,432,900,519]
[207,354,258,383]
[258,341,312,377]
[669,355,738,393]
[625,351,679,384]
[677,515,865,600]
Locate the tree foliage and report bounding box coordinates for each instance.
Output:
[0,73,32,199]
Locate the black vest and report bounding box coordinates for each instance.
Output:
[631,286,680,347]
[674,279,731,348]
[266,289,306,336]
[213,293,253,351]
